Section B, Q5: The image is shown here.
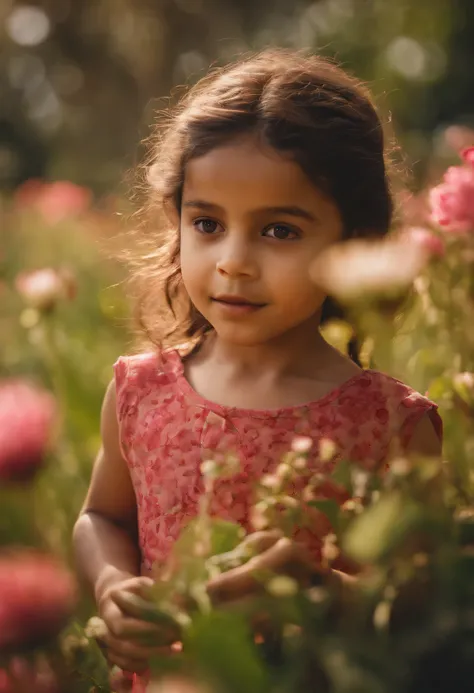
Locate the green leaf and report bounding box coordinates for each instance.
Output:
[185,611,269,693]
[331,459,353,493]
[209,519,246,555]
[307,499,341,530]
[172,518,202,556]
[173,518,243,559]
[343,492,423,564]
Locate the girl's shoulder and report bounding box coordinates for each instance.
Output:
[331,368,443,448]
[344,368,435,408]
[113,345,189,398]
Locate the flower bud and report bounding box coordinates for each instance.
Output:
[84,616,108,641]
[60,633,89,661]
[200,460,218,479]
[15,267,77,312]
[250,501,273,531]
[321,533,340,564]
[291,436,313,454]
[260,474,281,491]
[390,457,412,476]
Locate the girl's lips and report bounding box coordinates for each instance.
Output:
[211,297,266,315]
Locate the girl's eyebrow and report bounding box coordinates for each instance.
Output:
[182,199,317,222]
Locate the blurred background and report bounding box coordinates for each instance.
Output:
[1,0,474,193]
[1,0,474,584]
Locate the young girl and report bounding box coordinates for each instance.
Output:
[73,49,442,685]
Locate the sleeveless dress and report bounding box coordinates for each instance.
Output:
[114,348,442,692]
[114,348,442,575]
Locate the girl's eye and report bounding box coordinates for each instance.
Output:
[193,218,221,235]
[263,224,299,240]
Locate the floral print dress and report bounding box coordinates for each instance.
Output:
[114,348,442,691]
[114,348,442,573]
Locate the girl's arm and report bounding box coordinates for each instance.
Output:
[73,379,141,602]
[74,381,178,673]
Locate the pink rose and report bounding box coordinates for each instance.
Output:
[429,150,474,233]
[0,380,56,482]
[0,551,76,651]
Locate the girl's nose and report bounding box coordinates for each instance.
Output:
[216,238,258,278]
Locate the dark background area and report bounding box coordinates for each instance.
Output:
[1,0,473,196]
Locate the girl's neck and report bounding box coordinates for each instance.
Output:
[201,317,339,380]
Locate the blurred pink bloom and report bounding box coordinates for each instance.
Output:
[15,267,76,311]
[310,236,429,302]
[13,179,45,208]
[429,148,474,233]
[462,146,474,166]
[0,551,76,651]
[402,226,445,258]
[14,179,92,224]
[0,380,56,482]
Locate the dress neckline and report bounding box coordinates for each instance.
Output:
[167,349,375,419]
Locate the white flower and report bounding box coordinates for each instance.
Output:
[291,436,313,453]
[200,460,218,478]
[84,616,108,640]
[321,533,339,563]
[260,474,281,491]
[351,468,369,497]
[391,457,412,476]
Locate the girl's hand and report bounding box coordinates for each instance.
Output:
[206,530,326,605]
[98,576,179,673]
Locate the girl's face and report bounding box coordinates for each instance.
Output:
[180,134,344,346]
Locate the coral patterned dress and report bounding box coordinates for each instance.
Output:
[114,348,442,576]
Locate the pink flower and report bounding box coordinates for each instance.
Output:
[429,149,474,233]
[15,267,77,311]
[0,551,77,651]
[14,180,91,224]
[402,226,445,258]
[0,380,56,482]
[462,146,474,167]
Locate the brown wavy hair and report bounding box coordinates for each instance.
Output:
[127,49,394,354]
